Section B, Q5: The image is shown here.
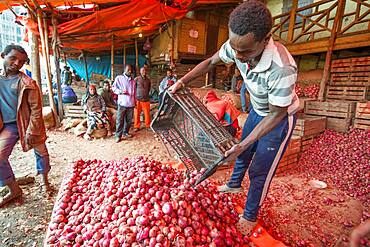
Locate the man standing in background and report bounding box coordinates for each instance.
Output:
[134,67,151,131]
[112,65,136,143]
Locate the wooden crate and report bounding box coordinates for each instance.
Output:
[330,56,370,86]
[354,102,370,130]
[305,101,356,132]
[64,104,85,119]
[326,85,370,101]
[293,115,326,137]
[178,18,206,55]
[276,136,301,175]
[300,134,316,152]
[298,97,317,112]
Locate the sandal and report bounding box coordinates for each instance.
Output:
[236,216,257,236]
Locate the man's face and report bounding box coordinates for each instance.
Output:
[235,69,240,76]
[166,71,172,77]
[125,66,132,76]
[229,30,269,64]
[103,83,110,91]
[2,49,28,75]
[140,68,146,77]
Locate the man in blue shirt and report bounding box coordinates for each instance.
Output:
[0,45,51,207]
[158,69,176,106]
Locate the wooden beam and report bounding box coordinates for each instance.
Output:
[123,43,126,68]
[135,38,139,74]
[52,15,64,119]
[30,31,41,88]
[287,0,298,43]
[318,0,346,100]
[36,9,59,126]
[111,35,115,81]
[82,51,89,86]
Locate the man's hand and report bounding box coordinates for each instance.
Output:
[224,143,245,162]
[25,133,38,146]
[168,81,184,94]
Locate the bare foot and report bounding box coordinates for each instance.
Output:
[0,187,23,207]
[236,216,258,236]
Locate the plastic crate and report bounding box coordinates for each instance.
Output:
[151,88,238,171]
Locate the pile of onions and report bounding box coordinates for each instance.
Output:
[303,85,320,98]
[298,129,370,207]
[295,84,304,97]
[46,156,246,246]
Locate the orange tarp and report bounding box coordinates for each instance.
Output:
[58,0,187,36]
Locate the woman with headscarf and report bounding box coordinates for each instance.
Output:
[82,85,112,140]
[203,90,240,137]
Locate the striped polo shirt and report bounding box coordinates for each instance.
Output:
[219,38,299,117]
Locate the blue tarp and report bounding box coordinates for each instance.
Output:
[67,54,146,81]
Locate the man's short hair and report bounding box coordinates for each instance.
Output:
[2,44,29,62]
[103,80,110,85]
[228,0,272,42]
[167,69,173,73]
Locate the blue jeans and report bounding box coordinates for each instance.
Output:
[240,82,247,112]
[227,109,296,221]
[0,123,50,186]
[115,105,134,138]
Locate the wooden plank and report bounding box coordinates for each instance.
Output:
[293,115,326,137]
[355,102,370,120]
[64,113,86,118]
[305,101,355,119]
[354,119,370,130]
[326,85,369,101]
[326,117,351,132]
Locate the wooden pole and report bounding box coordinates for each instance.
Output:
[30,28,41,88]
[111,35,115,81]
[135,39,139,75]
[123,43,127,69]
[52,15,64,119]
[36,9,59,126]
[287,0,298,43]
[170,21,175,68]
[318,0,346,100]
[82,51,89,86]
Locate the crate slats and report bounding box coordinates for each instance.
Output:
[326,86,370,101]
[64,104,85,119]
[354,102,370,130]
[293,115,326,137]
[151,89,238,171]
[276,136,301,175]
[305,101,355,132]
[330,56,370,86]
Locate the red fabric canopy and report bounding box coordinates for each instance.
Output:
[56,0,188,50]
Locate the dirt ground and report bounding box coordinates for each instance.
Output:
[0,129,173,247]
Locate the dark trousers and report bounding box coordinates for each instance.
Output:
[115,105,134,138]
[227,108,297,221]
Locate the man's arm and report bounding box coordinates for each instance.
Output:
[224,104,288,160]
[169,51,222,93]
[26,83,45,137]
[112,77,122,95]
